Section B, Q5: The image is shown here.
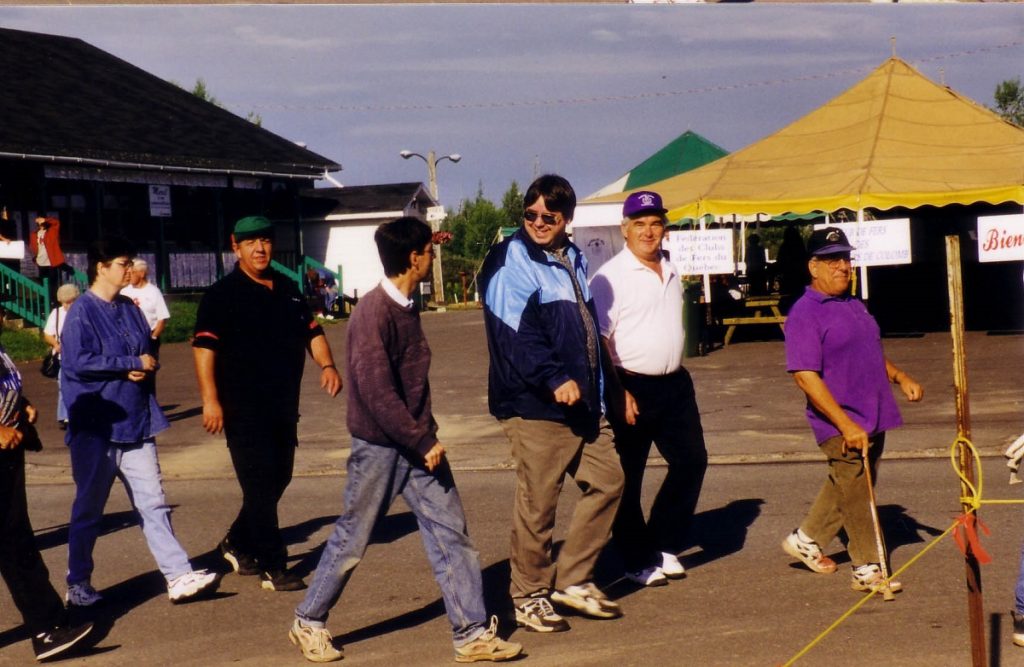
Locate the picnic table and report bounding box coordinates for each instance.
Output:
[720,294,786,346]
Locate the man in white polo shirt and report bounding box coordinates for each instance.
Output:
[590,190,708,587]
[121,258,170,359]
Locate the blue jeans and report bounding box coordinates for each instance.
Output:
[56,373,67,423]
[67,435,191,585]
[1015,541,1024,614]
[296,437,486,646]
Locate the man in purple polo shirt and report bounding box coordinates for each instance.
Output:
[781,227,923,594]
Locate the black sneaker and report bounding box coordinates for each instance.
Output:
[220,537,259,576]
[260,569,306,592]
[1013,610,1024,647]
[33,621,93,661]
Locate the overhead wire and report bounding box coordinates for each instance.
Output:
[231,41,1023,115]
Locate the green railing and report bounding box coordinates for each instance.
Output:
[0,264,89,329]
[0,265,49,328]
[271,257,342,295]
[269,259,300,286]
[301,256,342,296]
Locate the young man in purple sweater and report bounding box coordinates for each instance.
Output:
[289,217,521,664]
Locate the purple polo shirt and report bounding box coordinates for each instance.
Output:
[784,287,902,444]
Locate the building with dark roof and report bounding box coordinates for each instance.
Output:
[0,26,341,289]
[294,183,439,299]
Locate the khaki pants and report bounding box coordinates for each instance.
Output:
[500,417,624,598]
[801,433,886,567]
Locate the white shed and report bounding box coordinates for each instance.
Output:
[299,183,437,299]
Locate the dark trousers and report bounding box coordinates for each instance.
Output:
[610,368,708,570]
[226,422,297,571]
[39,265,72,305]
[0,447,66,633]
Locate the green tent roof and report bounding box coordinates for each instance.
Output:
[623,130,729,191]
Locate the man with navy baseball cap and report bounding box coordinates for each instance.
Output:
[590,190,708,587]
[781,225,923,594]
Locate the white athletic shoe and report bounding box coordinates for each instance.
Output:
[625,566,668,587]
[167,569,219,603]
[660,552,686,579]
[551,583,623,619]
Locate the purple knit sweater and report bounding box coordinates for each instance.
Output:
[346,285,438,453]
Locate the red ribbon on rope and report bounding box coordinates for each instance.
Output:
[952,513,992,565]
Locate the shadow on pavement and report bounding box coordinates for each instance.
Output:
[881,503,946,551]
[63,567,232,649]
[329,557,516,646]
[286,512,422,579]
[165,406,203,423]
[685,498,765,568]
[33,509,142,552]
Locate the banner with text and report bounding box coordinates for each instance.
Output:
[664,229,735,275]
[816,219,911,267]
[977,214,1024,263]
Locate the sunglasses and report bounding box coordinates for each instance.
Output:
[524,210,560,225]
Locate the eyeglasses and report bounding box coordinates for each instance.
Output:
[814,256,851,269]
[110,259,134,269]
[524,210,560,225]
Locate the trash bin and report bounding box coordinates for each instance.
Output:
[682,280,702,358]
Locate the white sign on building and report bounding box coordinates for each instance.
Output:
[819,219,912,267]
[663,229,735,275]
[426,205,447,223]
[148,185,172,218]
[977,214,1024,263]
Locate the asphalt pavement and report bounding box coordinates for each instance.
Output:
[2,309,1023,665]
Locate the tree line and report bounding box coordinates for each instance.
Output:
[440,182,523,304]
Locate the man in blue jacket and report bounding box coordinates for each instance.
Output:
[479,174,625,634]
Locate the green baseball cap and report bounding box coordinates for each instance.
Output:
[232,215,274,242]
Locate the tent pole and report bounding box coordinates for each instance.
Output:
[699,210,711,302]
[858,208,869,300]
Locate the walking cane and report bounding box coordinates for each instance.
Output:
[862,449,896,601]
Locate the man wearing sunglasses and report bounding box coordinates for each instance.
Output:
[782,226,922,594]
[480,174,625,634]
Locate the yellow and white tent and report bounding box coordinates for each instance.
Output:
[587,57,1024,221]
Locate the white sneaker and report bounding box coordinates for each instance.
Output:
[65,582,102,607]
[660,552,686,579]
[781,530,837,574]
[514,592,570,633]
[624,566,668,587]
[850,564,902,594]
[289,618,344,662]
[167,569,219,603]
[550,583,623,619]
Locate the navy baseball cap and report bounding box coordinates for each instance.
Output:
[622,191,668,218]
[807,227,855,256]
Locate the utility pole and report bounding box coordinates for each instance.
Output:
[400,149,461,306]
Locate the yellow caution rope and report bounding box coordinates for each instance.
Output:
[781,434,1024,666]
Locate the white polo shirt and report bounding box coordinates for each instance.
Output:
[590,246,685,376]
[121,281,170,332]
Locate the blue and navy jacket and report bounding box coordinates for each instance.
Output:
[479,228,605,425]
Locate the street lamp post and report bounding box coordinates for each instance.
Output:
[400,149,460,306]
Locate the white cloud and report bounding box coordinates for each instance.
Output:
[591,28,622,43]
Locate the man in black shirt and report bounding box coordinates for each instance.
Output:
[192,216,341,591]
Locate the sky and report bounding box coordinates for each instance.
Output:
[1,4,1022,209]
